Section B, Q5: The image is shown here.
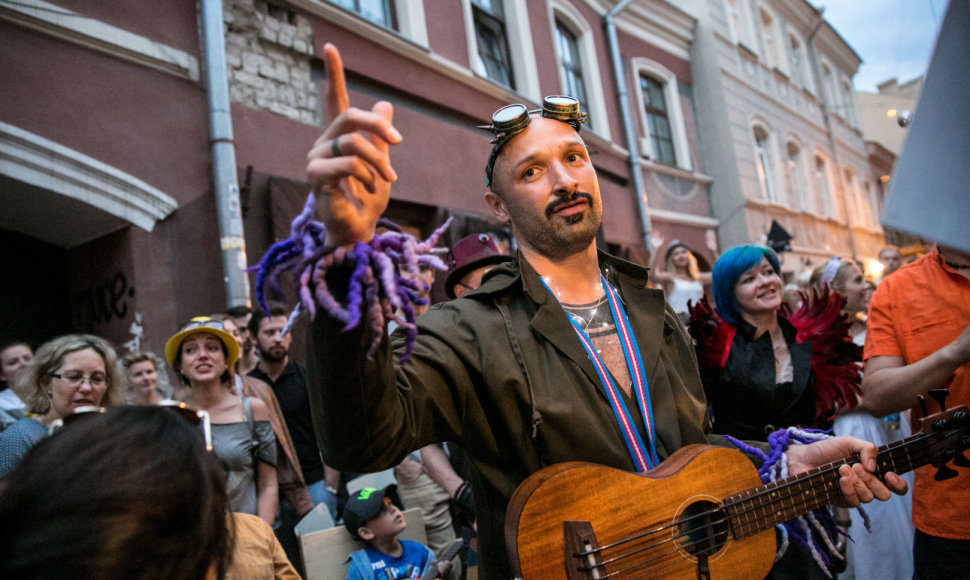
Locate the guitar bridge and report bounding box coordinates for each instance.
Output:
[564,520,604,579]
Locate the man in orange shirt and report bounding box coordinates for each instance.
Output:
[862,244,970,579]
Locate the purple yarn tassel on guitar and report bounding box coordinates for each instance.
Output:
[725,427,846,578]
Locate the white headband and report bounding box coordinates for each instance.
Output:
[820,256,841,288]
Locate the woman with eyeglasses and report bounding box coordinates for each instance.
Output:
[0,334,123,478]
[166,317,279,525]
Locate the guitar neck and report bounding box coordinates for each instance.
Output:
[726,429,936,537]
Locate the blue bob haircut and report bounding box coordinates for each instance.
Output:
[712,245,781,326]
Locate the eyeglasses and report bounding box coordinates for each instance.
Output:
[180,317,225,332]
[48,401,213,451]
[483,95,588,186]
[48,373,107,388]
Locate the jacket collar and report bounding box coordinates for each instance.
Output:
[734,314,812,401]
[735,313,798,344]
[479,249,666,399]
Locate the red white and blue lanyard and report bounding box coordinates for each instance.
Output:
[542,274,660,472]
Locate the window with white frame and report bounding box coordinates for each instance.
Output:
[632,58,692,171]
[725,0,755,48]
[786,141,809,211]
[471,0,514,89]
[821,63,841,114]
[328,0,396,29]
[844,166,870,226]
[788,34,813,92]
[753,125,779,202]
[841,76,859,127]
[555,23,586,110]
[641,76,675,165]
[463,0,539,99]
[814,153,835,218]
[548,1,609,137]
[758,7,783,71]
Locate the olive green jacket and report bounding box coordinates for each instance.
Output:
[307,251,719,579]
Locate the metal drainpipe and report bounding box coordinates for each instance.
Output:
[201,0,251,307]
[605,0,651,251]
[805,9,858,260]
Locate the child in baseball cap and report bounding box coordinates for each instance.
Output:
[343,485,451,580]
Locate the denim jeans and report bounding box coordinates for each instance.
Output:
[306,478,338,518]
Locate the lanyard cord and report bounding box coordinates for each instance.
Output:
[542,274,659,471]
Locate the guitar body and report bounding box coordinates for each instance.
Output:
[506,445,775,580]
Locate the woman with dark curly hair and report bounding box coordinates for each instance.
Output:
[166,316,278,524]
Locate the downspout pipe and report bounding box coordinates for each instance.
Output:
[605,0,651,251]
[201,0,251,307]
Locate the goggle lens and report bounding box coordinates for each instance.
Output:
[541,95,581,121]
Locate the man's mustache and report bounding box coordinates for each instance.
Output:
[545,192,593,218]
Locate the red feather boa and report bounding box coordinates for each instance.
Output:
[688,287,861,425]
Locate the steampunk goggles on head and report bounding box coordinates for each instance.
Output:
[483,95,588,186]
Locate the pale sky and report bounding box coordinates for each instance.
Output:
[811,0,947,92]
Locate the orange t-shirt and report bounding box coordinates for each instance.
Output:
[864,247,970,540]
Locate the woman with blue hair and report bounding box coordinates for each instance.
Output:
[688,244,862,579]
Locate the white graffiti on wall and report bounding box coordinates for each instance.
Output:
[122,312,144,354]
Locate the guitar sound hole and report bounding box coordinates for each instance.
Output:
[676,501,729,558]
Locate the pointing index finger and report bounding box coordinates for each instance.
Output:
[324,43,349,118]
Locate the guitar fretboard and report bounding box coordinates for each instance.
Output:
[725,429,940,537]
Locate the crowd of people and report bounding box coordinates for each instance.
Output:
[0,43,966,580]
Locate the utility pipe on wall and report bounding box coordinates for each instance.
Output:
[605,0,651,250]
[200,0,251,307]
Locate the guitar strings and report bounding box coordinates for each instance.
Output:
[590,428,963,578]
[579,435,939,577]
[576,465,853,578]
[571,432,946,577]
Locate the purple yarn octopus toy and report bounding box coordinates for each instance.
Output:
[252,193,450,362]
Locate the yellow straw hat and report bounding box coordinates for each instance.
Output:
[164,316,240,369]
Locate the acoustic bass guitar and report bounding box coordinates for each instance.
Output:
[506,401,969,579]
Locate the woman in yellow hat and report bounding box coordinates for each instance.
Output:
[166,317,278,524]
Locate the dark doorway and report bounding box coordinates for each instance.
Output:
[0,228,72,348]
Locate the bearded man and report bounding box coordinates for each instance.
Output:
[298,44,906,579]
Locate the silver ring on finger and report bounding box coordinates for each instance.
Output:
[330,136,341,158]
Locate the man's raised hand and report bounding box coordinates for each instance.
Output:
[306,43,402,247]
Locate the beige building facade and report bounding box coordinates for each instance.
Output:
[680,0,886,277]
